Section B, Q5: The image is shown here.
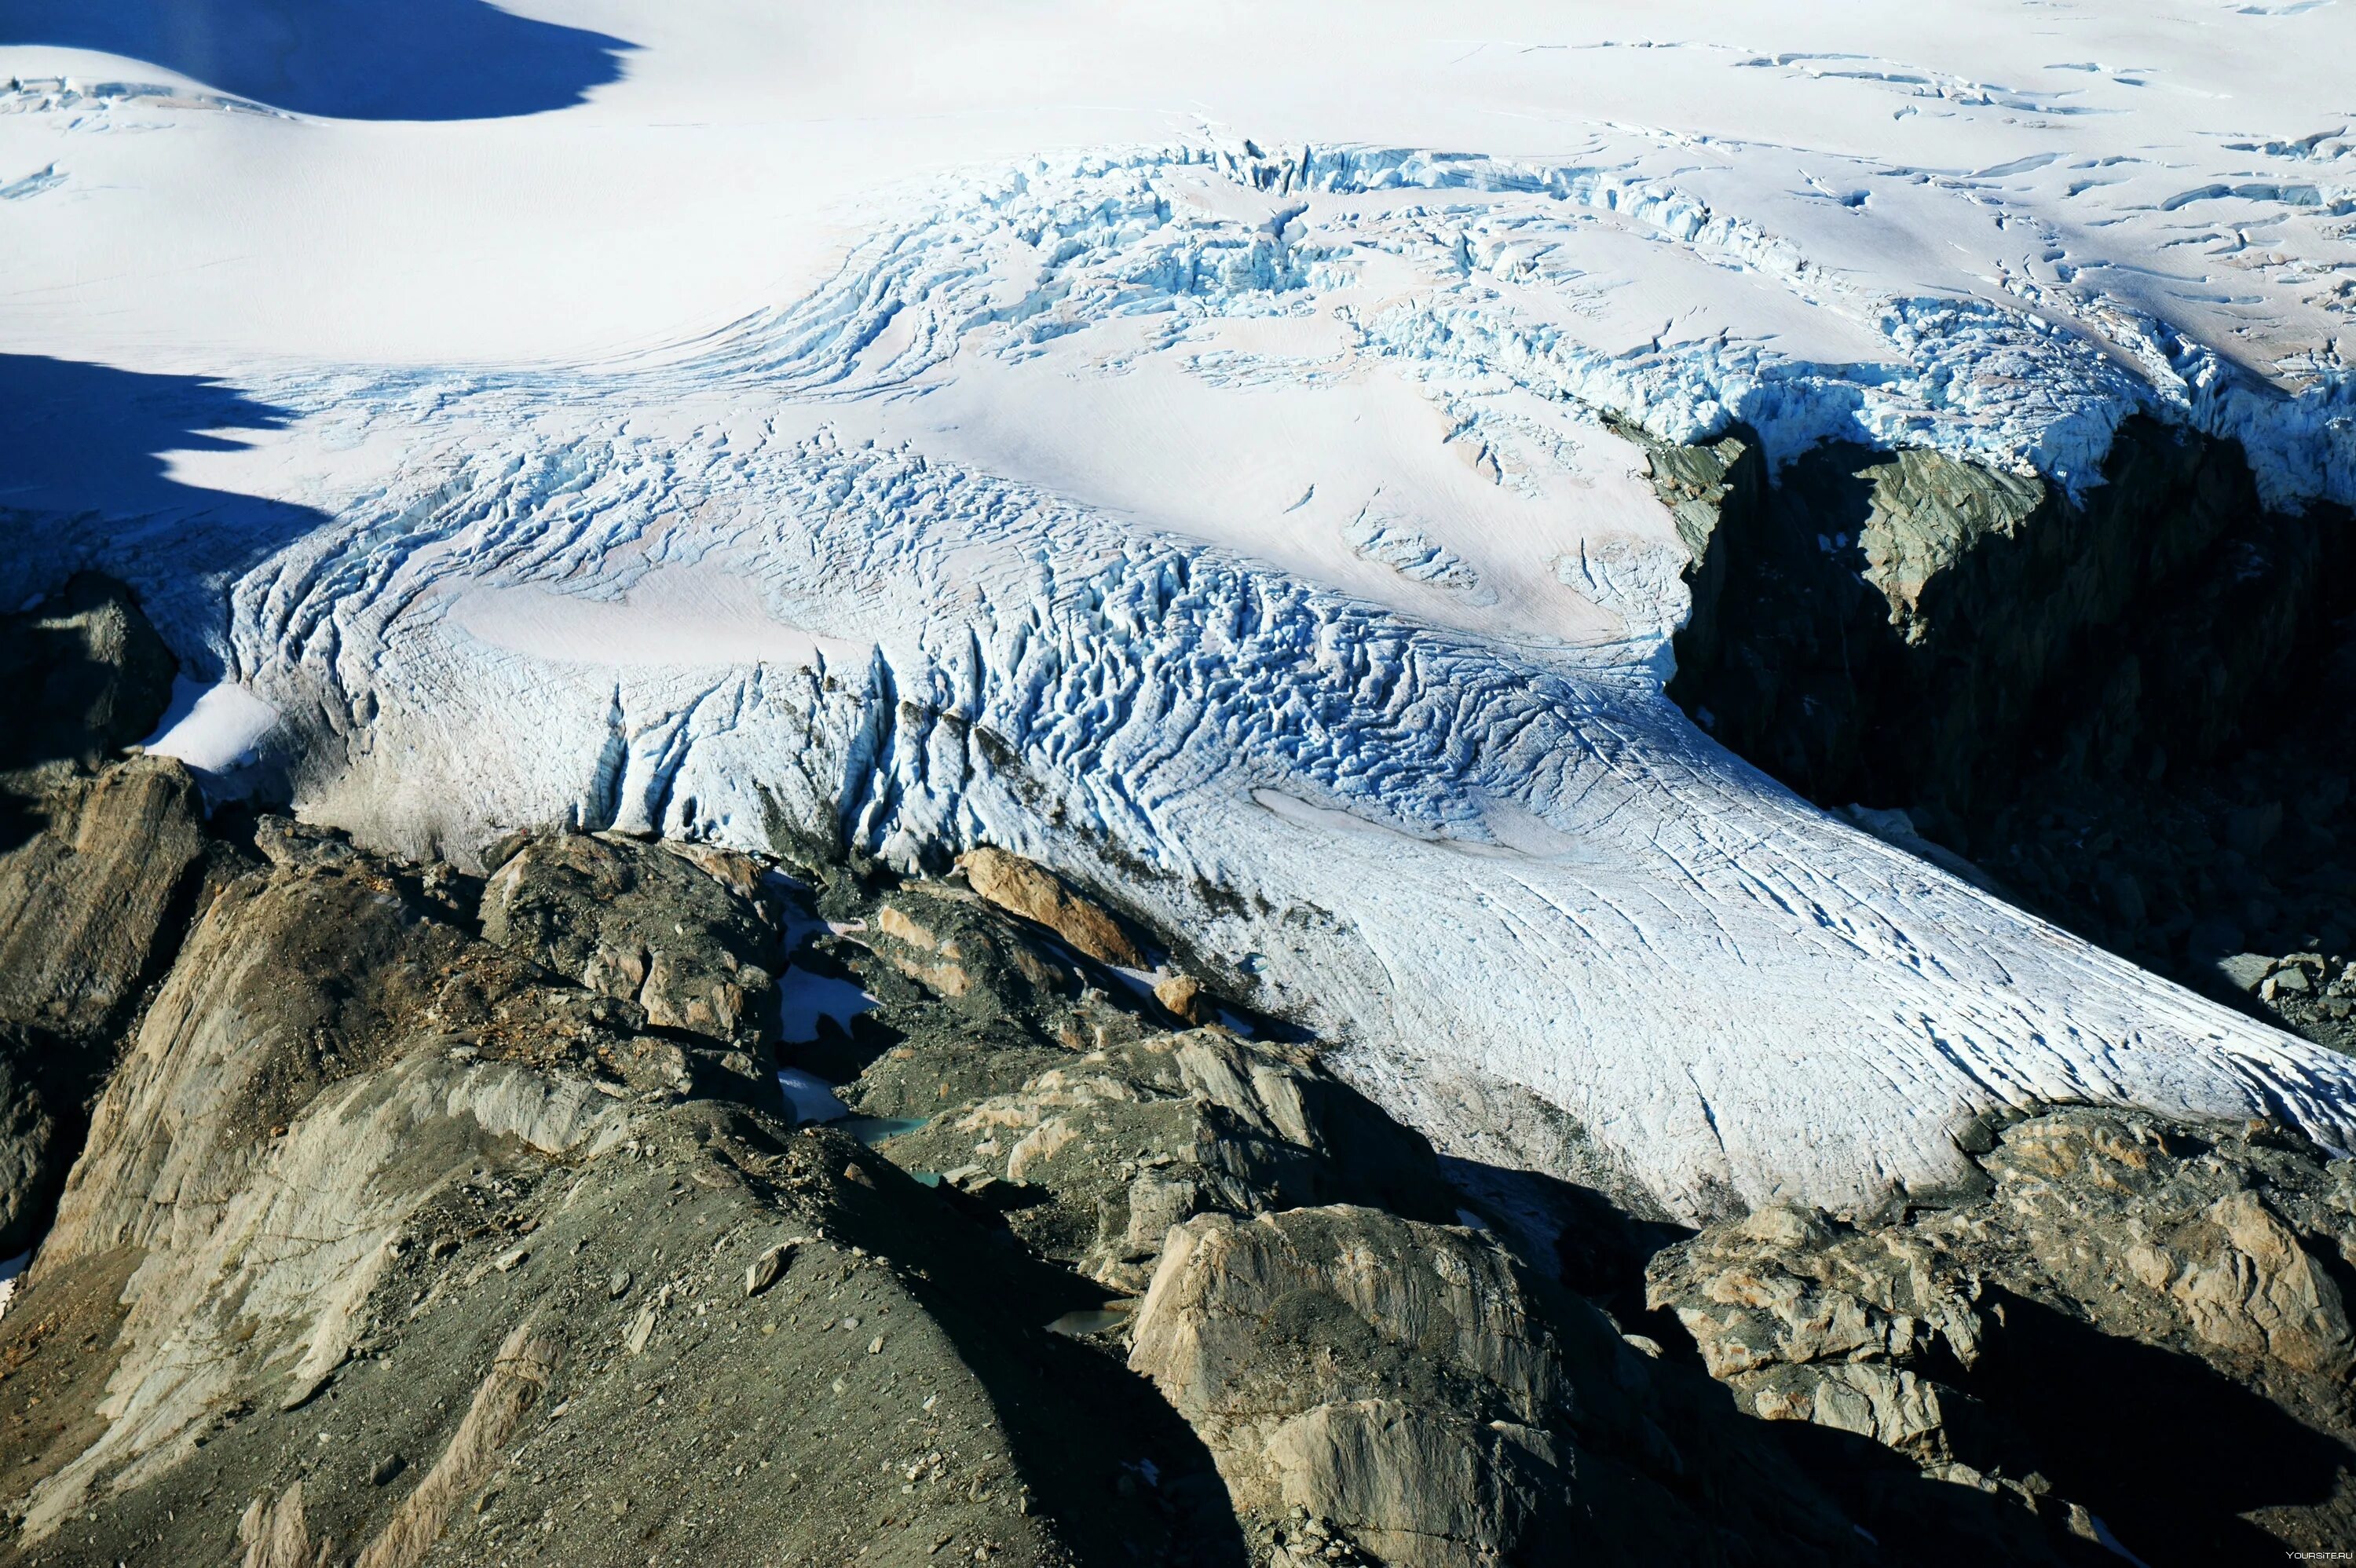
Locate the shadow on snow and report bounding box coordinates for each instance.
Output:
[0,353,335,640]
[0,0,632,120]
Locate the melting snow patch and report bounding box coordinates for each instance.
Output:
[141,678,280,787]
[776,970,876,1045]
[776,1067,851,1124]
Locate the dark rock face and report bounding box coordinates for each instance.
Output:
[0,1044,57,1262]
[1648,1108,2356,1566]
[1663,418,2325,821]
[0,579,203,1259]
[0,573,177,795]
[1655,421,2356,1056]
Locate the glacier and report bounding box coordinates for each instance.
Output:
[5,2,2356,1219]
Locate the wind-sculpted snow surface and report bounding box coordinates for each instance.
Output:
[11,2,2356,1217]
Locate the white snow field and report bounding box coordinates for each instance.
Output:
[5,1,2356,1217]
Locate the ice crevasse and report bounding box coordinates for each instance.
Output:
[25,139,2356,1223]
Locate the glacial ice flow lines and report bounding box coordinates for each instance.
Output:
[86,140,2356,1219]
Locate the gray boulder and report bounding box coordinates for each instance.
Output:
[1129,1204,1857,1567]
[480,830,779,1049]
[865,1025,1454,1291]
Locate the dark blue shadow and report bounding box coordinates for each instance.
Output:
[0,354,335,652]
[0,0,631,120]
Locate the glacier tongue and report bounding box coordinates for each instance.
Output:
[211,419,2356,1220]
[16,137,2356,1219]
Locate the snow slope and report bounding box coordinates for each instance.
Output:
[5,2,2356,1216]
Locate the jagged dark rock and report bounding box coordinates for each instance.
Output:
[1663,418,2340,820]
[0,572,177,798]
[1654,419,2356,1057]
[0,1040,56,1262]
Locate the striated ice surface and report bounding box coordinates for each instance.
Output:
[8,3,2356,1216]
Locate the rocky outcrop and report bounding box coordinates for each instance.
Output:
[0,759,209,1255]
[783,864,1461,1291]
[873,1024,1456,1290]
[2222,949,2356,1057]
[2,828,1232,1568]
[1129,1205,1857,1567]
[1626,424,1761,684]
[0,578,206,1259]
[480,829,779,1049]
[864,883,1077,1027]
[0,573,176,792]
[0,758,207,1043]
[1648,1107,2356,1564]
[0,1044,57,1261]
[1663,418,2324,821]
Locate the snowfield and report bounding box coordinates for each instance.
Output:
[5,1,2356,1216]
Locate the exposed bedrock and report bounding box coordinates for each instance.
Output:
[5,732,2351,1561]
[1648,1106,2356,1566]
[1660,418,2356,1053]
[1,825,1213,1567]
[0,576,206,1259]
[0,808,1892,1566]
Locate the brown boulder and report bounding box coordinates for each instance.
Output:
[957,846,1143,968]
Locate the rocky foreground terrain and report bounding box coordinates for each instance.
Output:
[3,578,2356,1568]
